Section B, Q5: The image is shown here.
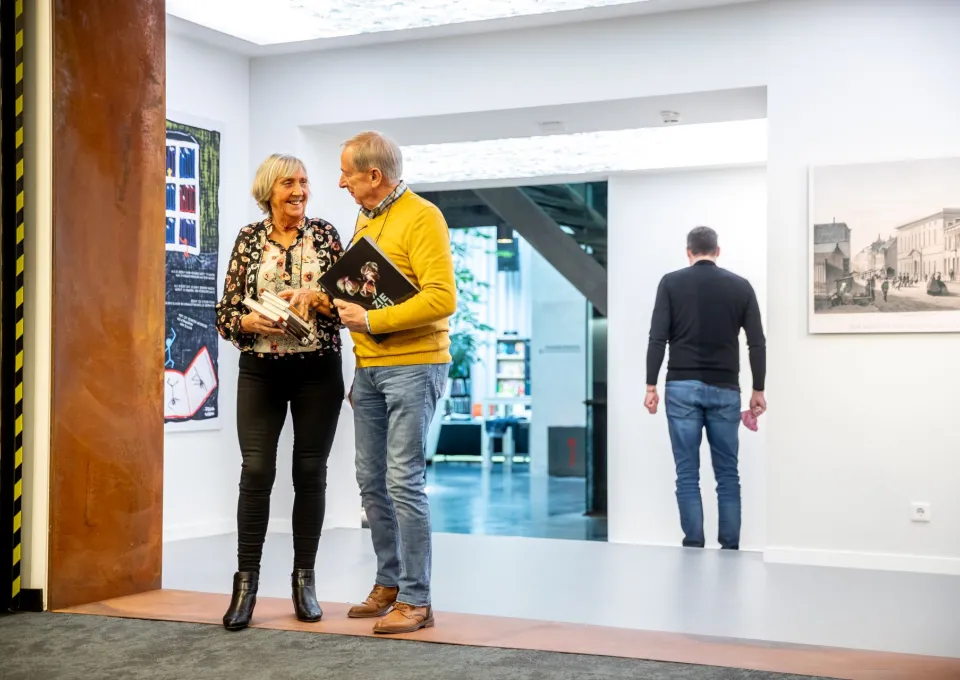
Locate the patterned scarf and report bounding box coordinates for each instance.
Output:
[360,181,407,219]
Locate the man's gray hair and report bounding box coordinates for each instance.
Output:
[342,130,403,184]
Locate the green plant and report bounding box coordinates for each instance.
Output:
[448,331,479,380]
[448,228,495,380]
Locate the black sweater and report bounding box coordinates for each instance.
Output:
[645,260,766,392]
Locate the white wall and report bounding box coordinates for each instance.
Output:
[529,250,588,476]
[163,31,254,541]
[763,0,960,574]
[608,167,768,550]
[249,3,767,128]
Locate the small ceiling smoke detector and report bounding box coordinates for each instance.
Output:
[537,120,566,134]
[660,110,681,125]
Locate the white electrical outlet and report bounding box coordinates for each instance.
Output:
[910,502,932,523]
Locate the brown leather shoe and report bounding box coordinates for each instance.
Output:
[372,602,434,634]
[347,584,399,618]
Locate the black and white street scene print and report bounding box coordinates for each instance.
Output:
[809,156,960,333]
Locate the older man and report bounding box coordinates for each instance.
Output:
[334,131,456,634]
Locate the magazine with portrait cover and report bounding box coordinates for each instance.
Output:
[319,235,420,343]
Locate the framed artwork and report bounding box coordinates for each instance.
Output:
[163,118,222,430]
[808,156,960,333]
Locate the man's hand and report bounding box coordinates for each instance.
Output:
[644,386,659,414]
[240,312,284,336]
[333,299,368,333]
[749,390,767,416]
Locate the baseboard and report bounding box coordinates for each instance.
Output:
[764,547,960,575]
[17,589,44,612]
[163,519,236,543]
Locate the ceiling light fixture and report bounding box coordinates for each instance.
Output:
[660,110,681,124]
[166,0,647,46]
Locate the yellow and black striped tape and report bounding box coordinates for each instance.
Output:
[11,0,24,608]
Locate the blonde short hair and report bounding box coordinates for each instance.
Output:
[251,153,307,214]
[342,131,403,184]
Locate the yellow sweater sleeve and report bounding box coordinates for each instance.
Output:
[367,205,457,334]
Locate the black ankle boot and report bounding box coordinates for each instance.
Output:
[223,571,259,631]
[292,568,323,622]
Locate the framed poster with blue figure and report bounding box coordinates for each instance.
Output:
[164,119,222,431]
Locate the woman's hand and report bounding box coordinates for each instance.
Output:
[278,288,334,319]
[240,312,284,336]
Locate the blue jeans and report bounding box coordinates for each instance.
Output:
[353,363,448,606]
[664,380,742,550]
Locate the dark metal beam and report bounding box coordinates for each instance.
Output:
[419,190,486,209]
[521,189,606,232]
[440,207,504,230]
[474,187,607,315]
[556,185,608,232]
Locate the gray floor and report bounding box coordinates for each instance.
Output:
[163,529,960,660]
[426,462,607,541]
[0,613,839,680]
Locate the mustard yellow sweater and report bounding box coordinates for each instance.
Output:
[349,190,457,367]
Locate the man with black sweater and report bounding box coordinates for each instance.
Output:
[644,226,766,550]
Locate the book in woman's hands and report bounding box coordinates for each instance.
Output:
[318,236,419,342]
[243,290,317,346]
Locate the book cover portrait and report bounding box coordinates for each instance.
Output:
[320,236,418,310]
[319,236,419,342]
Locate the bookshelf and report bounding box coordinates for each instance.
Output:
[495,336,530,398]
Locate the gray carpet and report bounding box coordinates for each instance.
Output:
[0,612,839,680]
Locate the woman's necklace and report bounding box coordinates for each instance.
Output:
[269,216,306,289]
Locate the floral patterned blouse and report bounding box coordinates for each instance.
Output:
[215,216,344,358]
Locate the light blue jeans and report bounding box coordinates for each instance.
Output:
[664,380,742,550]
[353,363,448,607]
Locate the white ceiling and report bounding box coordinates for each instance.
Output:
[166,0,759,56]
[305,87,767,146]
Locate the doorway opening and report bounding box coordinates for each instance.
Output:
[418,181,608,542]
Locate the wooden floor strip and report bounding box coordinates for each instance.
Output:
[56,589,960,680]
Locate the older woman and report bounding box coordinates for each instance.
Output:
[215,153,345,631]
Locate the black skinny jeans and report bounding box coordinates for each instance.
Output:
[236,351,344,573]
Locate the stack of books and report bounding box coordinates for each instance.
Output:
[243,290,317,346]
